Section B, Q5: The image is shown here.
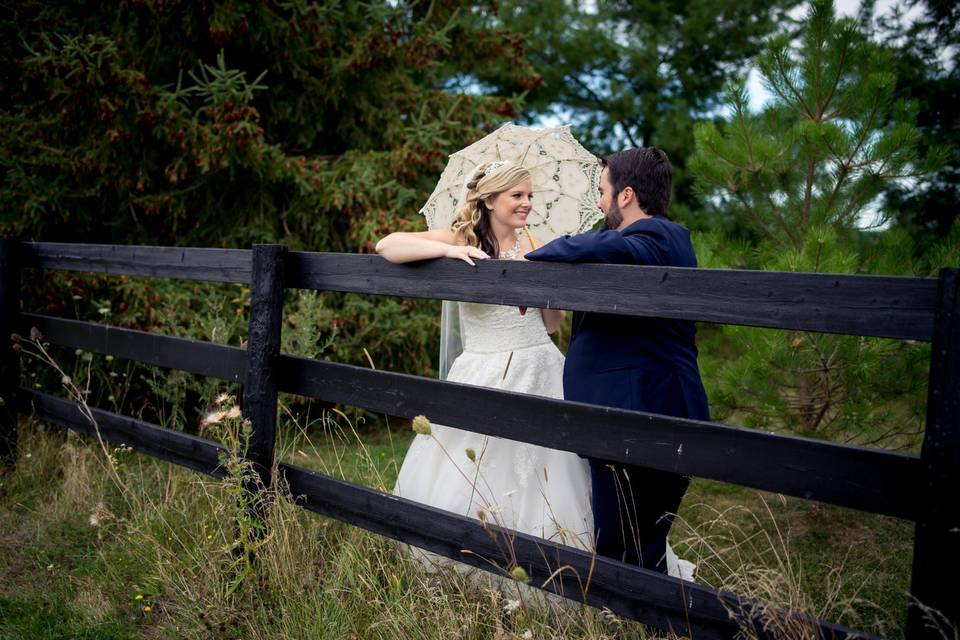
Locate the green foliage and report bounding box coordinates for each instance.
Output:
[689,0,941,447]
[493,0,800,222]
[3,1,540,393]
[1,1,535,248]
[872,1,960,247]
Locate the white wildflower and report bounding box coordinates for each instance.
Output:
[521,631,533,640]
[503,599,521,614]
[214,393,232,406]
[225,406,242,420]
[202,410,225,427]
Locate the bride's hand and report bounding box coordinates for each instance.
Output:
[445,245,489,266]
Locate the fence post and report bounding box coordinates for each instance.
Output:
[241,244,286,516]
[907,267,959,638]
[0,240,21,464]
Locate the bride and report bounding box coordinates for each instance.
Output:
[376,160,689,576]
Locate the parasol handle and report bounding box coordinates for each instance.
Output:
[522,225,540,251]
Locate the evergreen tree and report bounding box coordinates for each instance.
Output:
[489,0,799,222]
[0,1,536,251]
[689,0,946,447]
[872,0,959,246]
[0,1,540,379]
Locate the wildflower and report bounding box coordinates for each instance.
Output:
[465,447,476,462]
[82,352,93,362]
[72,295,82,300]
[201,410,225,427]
[225,406,242,420]
[97,307,110,315]
[29,327,42,341]
[207,534,213,540]
[143,605,152,613]
[215,393,232,406]
[75,349,83,356]
[510,566,528,584]
[522,631,533,639]
[134,594,143,601]
[411,415,432,436]
[61,375,72,385]
[105,355,114,362]
[503,598,521,614]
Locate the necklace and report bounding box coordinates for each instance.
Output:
[499,234,522,259]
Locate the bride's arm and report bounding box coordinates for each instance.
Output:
[541,309,564,334]
[375,229,489,265]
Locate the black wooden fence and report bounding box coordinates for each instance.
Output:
[0,240,956,639]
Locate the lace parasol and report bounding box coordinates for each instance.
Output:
[421,122,602,242]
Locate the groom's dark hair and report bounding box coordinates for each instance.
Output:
[601,148,672,218]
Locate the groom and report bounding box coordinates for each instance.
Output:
[526,147,709,572]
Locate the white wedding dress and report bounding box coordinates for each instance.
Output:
[393,301,693,579]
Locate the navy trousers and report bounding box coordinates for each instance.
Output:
[589,460,689,572]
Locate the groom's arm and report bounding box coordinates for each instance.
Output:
[526,228,667,265]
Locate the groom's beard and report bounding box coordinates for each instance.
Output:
[603,200,623,230]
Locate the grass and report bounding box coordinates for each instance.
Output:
[0,406,922,640]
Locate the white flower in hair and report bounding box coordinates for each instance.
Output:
[483,160,509,173]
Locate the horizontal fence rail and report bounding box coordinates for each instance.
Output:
[22,314,247,382]
[21,243,939,341]
[287,252,939,341]
[12,387,877,640]
[278,356,922,521]
[20,312,923,521]
[19,242,251,283]
[19,389,227,478]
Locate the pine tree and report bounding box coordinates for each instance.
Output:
[689,0,943,447]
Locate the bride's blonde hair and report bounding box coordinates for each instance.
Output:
[451,161,531,256]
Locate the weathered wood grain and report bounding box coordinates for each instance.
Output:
[0,240,21,463]
[242,245,286,495]
[20,314,246,382]
[286,252,937,341]
[907,268,960,639]
[19,242,251,283]
[276,355,922,521]
[19,389,225,478]
[280,463,878,640]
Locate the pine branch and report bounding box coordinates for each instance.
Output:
[818,36,851,120]
[823,89,882,217]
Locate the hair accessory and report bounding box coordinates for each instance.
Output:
[483,160,509,174]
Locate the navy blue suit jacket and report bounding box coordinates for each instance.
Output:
[526,216,709,421]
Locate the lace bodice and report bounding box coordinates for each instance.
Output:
[459,302,553,354]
